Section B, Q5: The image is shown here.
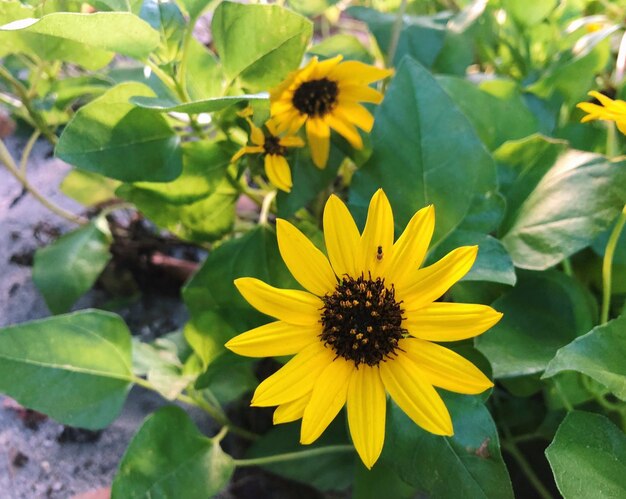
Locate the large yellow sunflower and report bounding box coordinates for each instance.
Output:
[269,55,393,169]
[577,90,626,134]
[225,189,502,469]
[231,116,304,193]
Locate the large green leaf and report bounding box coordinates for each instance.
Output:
[350,57,495,243]
[56,82,183,183]
[543,314,626,400]
[0,12,159,69]
[246,419,355,492]
[130,93,268,114]
[184,38,224,100]
[383,395,513,498]
[348,7,446,68]
[32,217,112,314]
[0,310,132,429]
[182,226,296,364]
[476,270,597,378]
[111,406,234,498]
[437,77,538,150]
[497,137,626,270]
[139,0,185,64]
[212,1,312,91]
[546,411,626,498]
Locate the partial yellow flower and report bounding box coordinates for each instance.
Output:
[231,117,305,193]
[577,90,626,135]
[269,55,393,169]
[225,190,502,469]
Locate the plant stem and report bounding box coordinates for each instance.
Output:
[601,204,626,324]
[501,439,554,499]
[552,378,574,412]
[233,445,354,467]
[20,129,40,174]
[0,138,86,225]
[259,190,277,225]
[0,65,57,145]
[132,376,258,441]
[387,0,407,65]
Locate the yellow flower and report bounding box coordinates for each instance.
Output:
[231,117,305,193]
[577,91,626,135]
[269,55,393,169]
[225,190,502,469]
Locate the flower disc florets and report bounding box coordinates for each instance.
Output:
[320,274,407,367]
[263,135,287,156]
[292,78,339,117]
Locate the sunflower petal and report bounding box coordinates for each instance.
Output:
[347,365,386,469]
[252,342,332,406]
[380,352,453,436]
[276,218,337,295]
[311,54,343,79]
[404,302,503,342]
[385,205,434,286]
[279,136,305,147]
[329,61,394,85]
[358,189,394,278]
[323,194,360,278]
[400,246,478,311]
[264,154,292,193]
[333,102,375,132]
[231,145,263,162]
[301,357,353,444]
[234,277,323,325]
[225,321,320,357]
[338,84,384,104]
[274,393,311,424]
[247,119,265,146]
[402,338,494,394]
[325,114,363,149]
[306,118,331,168]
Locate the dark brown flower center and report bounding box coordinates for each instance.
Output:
[292,78,339,117]
[320,274,406,367]
[263,135,286,156]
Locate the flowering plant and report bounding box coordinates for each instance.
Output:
[1,0,626,497]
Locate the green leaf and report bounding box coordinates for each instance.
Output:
[56,81,183,183]
[498,139,626,270]
[437,77,538,150]
[431,230,516,286]
[139,0,185,64]
[0,12,159,69]
[543,314,626,401]
[60,170,121,206]
[276,145,344,218]
[182,226,295,363]
[32,217,112,314]
[185,38,224,100]
[383,395,513,499]
[112,406,234,498]
[350,57,495,244]
[503,0,557,26]
[246,419,355,492]
[476,270,597,378]
[353,461,415,499]
[0,310,132,429]
[546,411,626,498]
[177,0,215,20]
[194,351,257,405]
[212,1,312,91]
[130,93,268,114]
[348,7,446,68]
[309,34,374,63]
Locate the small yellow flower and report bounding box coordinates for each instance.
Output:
[577,91,626,135]
[270,55,393,169]
[225,190,502,469]
[231,117,305,193]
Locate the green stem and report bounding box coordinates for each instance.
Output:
[132,376,258,441]
[0,65,57,145]
[20,129,40,174]
[501,439,554,499]
[561,257,573,277]
[601,204,626,324]
[0,138,86,224]
[233,445,354,467]
[607,122,619,158]
[386,0,407,65]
